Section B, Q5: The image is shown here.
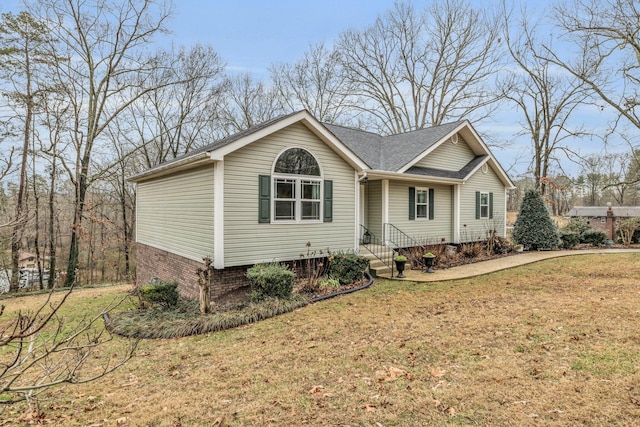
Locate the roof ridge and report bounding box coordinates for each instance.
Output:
[382,120,467,139]
[322,122,381,137]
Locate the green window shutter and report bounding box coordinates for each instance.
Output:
[489,192,494,219]
[258,175,270,223]
[323,180,333,222]
[475,191,480,220]
[428,188,435,220]
[409,187,415,220]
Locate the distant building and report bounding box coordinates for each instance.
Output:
[566,206,640,240]
[18,252,49,270]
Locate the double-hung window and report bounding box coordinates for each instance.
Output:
[475,191,493,220]
[479,192,490,219]
[274,178,297,220]
[416,188,429,219]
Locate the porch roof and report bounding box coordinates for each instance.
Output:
[405,155,488,180]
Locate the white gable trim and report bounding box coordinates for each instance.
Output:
[397,121,470,174]
[396,121,514,189]
[209,110,368,171]
[461,156,490,180]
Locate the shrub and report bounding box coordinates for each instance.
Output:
[563,219,592,235]
[246,262,295,301]
[460,241,483,258]
[329,252,368,285]
[138,280,179,309]
[319,277,341,289]
[617,218,640,245]
[512,190,559,250]
[559,230,580,249]
[581,229,606,246]
[298,243,331,292]
[487,236,512,254]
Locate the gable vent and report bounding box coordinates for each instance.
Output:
[450,134,459,144]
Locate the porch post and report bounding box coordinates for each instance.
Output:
[382,179,389,243]
[453,184,461,243]
[355,171,361,251]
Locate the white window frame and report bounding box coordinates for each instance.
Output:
[415,187,430,220]
[271,147,323,224]
[479,191,490,219]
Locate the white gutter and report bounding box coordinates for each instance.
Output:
[128,152,212,183]
[363,170,465,185]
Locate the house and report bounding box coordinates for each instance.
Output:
[566,205,640,240]
[18,252,49,270]
[129,110,514,299]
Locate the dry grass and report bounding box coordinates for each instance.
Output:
[4,254,640,426]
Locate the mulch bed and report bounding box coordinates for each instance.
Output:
[212,276,372,308]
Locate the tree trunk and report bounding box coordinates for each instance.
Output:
[47,159,57,289]
[196,258,213,315]
[64,171,88,287]
[10,95,32,292]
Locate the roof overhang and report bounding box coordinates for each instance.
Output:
[128,153,213,183]
[363,170,465,185]
[128,110,368,183]
[397,120,515,189]
[209,110,368,171]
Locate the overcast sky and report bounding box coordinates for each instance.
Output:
[0,0,622,177]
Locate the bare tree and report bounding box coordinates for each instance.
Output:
[548,0,640,134]
[579,154,607,205]
[0,11,59,292]
[0,286,137,407]
[270,42,353,124]
[131,44,227,168]
[500,3,592,196]
[336,0,503,135]
[37,89,71,288]
[220,72,285,134]
[26,0,177,287]
[600,151,640,205]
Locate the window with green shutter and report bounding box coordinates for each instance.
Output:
[267,148,328,223]
[476,191,493,219]
[411,187,434,220]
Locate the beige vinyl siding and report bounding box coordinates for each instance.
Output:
[366,180,383,238]
[137,165,215,261]
[459,166,506,242]
[223,123,356,266]
[415,136,476,171]
[387,181,454,243]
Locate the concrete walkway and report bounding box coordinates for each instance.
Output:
[377,248,640,282]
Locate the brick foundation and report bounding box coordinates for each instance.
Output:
[136,243,251,300]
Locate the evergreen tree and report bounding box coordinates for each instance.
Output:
[512,190,559,250]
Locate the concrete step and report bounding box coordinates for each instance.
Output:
[370,265,391,277]
[359,246,394,277]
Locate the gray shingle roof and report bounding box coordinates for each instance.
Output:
[132,111,302,178]
[132,110,489,184]
[323,120,465,171]
[567,206,640,217]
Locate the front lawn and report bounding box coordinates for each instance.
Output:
[4,253,640,426]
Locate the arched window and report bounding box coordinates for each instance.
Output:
[274,148,321,176]
[270,148,325,222]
